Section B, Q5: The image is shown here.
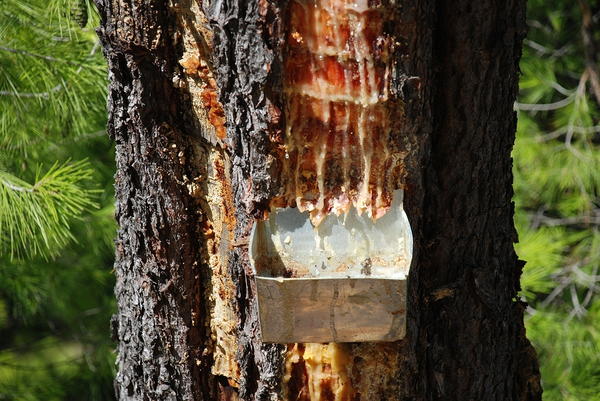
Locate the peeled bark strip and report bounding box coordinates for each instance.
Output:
[175,0,240,385]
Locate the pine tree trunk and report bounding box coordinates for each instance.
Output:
[96,0,542,400]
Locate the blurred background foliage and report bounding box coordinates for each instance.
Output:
[515,0,600,400]
[0,0,598,400]
[0,0,116,400]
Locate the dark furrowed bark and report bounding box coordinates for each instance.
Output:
[95,1,213,400]
[412,1,542,400]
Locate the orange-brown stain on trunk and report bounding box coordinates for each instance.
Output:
[214,155,236,235]
[180,54,228,140]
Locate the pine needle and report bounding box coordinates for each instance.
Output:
[0,160,97,260]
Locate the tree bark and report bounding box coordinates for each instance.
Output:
[96,2,215,399]
[96,0,542,400]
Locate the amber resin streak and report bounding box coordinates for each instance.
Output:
[275,0,402,225]
[285,344,354,401]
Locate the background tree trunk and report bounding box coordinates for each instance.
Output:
[96,0,542,400]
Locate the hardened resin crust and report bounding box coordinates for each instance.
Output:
[273,0,407,225]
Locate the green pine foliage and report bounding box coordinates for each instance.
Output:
[515,0,600,400]
[0,0,106,259]
[0,161,97,260]
[0,0,115,400]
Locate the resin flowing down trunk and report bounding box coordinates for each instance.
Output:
[275,0,405,225]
